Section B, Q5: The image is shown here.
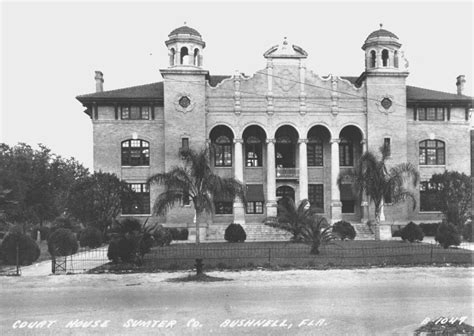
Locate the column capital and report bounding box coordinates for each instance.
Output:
[298,139,308,144]
[234,138,244,144]
[330,138,340,144]
[266,138,276,144]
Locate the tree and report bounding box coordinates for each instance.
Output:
[0,143,89,231]
[428,171,471,229]
[265,198,335,254]
[339,143,419,238]
[66,172,134,234]
[148,147,245,244]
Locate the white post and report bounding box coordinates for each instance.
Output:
[330,139,342,223]
[233,139,245,224]
[299,139,308,202]
[266,139,277,217]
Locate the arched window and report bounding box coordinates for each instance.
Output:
[339,138,353,166]
[121,139,150,166]
[180,47,188,65]
[276,186,295,201]
[214,135,232,167]
[382,49,389,67]
[245,136,262,167]
[194,48,200,66]
[394,50,399,68]
[370,50,376,68]
[307,137,323,166]
[169,48,175,66]
[419,140,445,165]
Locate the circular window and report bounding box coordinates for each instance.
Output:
[381,98,392,110]
[179,96,191,108]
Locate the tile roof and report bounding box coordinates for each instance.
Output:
[76,82,164,102]
[406,85,473,103]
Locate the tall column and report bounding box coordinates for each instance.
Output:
[330,139,342,223]
[266,139,277,217]
[298,139,308,202]
[233,139,245,224]
[360,139,369,223]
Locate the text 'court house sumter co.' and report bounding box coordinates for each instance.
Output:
[76,24,473,241]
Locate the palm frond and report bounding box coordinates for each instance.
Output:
[152,189,186,216]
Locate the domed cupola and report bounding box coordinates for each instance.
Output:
[165,23,206,68]
[362,24,406,72]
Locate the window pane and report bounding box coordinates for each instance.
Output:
[427,108,436,120]
[121,107,130,119]
[418,108,426,120]
[141,107,150,120]
[436,108,444,121]
[308,184,324,213]
[130,106,140,120]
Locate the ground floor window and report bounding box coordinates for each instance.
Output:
[308,184,324,213]
[246,201,264,214]
[420,181,442,211]
[341,200,355,213]
[122,183,150,215]
[215,202,233,214]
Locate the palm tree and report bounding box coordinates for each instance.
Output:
[148,147,245,244]
[339,143,419,237]
[264,198,336,254]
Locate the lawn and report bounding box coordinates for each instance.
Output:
[92,240,473,273]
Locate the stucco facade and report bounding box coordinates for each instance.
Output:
[77,25,473,240]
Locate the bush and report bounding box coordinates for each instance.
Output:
[224,223,246,243]
[79,227,103,248]
[0,232,40,265]
[435,223,461,249]
[48,228,79,257]
[462,221,473,242]
[118,218,142,234]
[400,222,424,242]
[52,217,82,235]
[152,225,172,247]
[107,235,137,263]
[332,221,356,240]
[30,226,51,241]
[391,225,403,238]
[169,228,189,240]
[419,222,441,237]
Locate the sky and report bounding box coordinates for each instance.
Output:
[1,1,473,170]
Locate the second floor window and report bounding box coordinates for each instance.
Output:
[307,138,323,166]
[121,106,150,120]
[214,136,232,167]
[246,136,262,167]
[416,107,446,121]
[122,140,150,166]
[419,140,445,165]
[339,138,353,166]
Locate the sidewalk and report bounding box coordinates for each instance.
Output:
[19,245,109,276]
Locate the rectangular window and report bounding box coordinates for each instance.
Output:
[122,183,150,215]
[181,138,189,150]
[417,107,446,121]
[215,145,232,167]
[246,201,264,214]
[120,106,150,120]
[215,202,233,214]
[307,142,323,166]
[339,141,353,166]
[384,138,391,156]
[420,181,442,211]
[308,184,324,213]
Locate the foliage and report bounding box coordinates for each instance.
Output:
[418,222,441,237]
[47,228,78,257]
[51,216,82,234]
[332,221,356,240]
[0,231,40,265]
[265,198,318,242]
[462,221,473,242]
[114,218,142,234]
[400,222,424,242]
[152,224,172,246]
[0,143,89,231]
[428,171,471,229]
[338,142,419,224]
[435,222,461,249]
[224,223,247,243]
[30,225,51,241]
[169,228,189,240]
[148,147,245,244]
[78,226,103,248]
[66,172,134,234]
[299,215,336,254]
[107,236,137,263]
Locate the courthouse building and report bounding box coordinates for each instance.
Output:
[77,25,473,240]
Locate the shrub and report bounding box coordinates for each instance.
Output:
[52,216,82,234]
[400,222,424,242]
[30,226,51,241]
[462,221,473,242]
[419,222,441,237]
[48,228,79,257]
[152,225,172,247]
[0,232,40,265]
[224,223,246,243]
[118,218,142,234]
[435,223,461,249]
[107,235,137,263]
[79,227,103,248]
[391,225,402,238]
[332,221,356,240]
[169,228,189,240]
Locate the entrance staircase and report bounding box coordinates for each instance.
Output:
[352,222,375,240]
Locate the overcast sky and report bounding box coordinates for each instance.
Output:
[1,1,473,169]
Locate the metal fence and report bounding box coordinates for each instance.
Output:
[49,240,473,274]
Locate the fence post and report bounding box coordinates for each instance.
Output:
[51,256,55,274]
[430,242,434,264]
[16,241,20,276]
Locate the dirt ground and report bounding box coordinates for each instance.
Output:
[0,266,472,335]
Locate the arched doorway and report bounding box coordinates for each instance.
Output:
[275,125,299,168]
